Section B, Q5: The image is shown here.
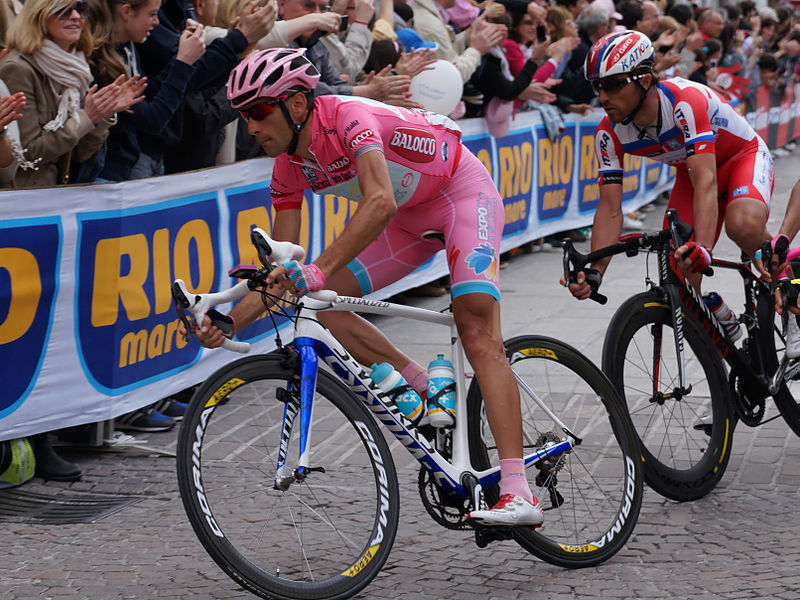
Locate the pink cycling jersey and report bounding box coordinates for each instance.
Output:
[269,95,504,300]
[594,77,774,245]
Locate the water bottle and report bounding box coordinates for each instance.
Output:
[703,292,742,342]
[369,363,426,426]
[427,354,456,428]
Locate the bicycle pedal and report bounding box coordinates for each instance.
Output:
[474,526,514,548]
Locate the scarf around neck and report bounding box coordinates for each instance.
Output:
[32,38,94,132]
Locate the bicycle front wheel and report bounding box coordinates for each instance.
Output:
[467,335,644,569]
[603,290,733,501]
[176,352,400,600]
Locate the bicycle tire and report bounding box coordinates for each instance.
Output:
[176,352,400,600]
[603,290,734,501]
[467,335,644,569]
[754,289,800,436]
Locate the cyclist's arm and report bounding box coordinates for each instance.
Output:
[685,152,718,250]
[311,149,396,278]
[589,183,625,274]
[778,179,800,242]
[562,182,623,300]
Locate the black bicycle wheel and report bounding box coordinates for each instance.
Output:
[176,351,400,600]
[603,290,733,501]
[467,335,643,569]
[755,289,800,436]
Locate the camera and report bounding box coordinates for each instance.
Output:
[536,23,547,43]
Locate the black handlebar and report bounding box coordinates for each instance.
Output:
[562,209,704,304]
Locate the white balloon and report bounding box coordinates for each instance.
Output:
[408,59,462,116]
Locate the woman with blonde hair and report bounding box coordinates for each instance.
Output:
[0,0,144,187]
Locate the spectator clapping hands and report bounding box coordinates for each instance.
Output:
[0,91,25,131]
[84,75,146,124]
[395,49,437,79]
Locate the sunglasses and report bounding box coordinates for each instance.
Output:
[56,0,88,19]
[239,96,286,121]
[591,76,633,95]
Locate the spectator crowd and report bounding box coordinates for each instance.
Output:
[2,0,800,477]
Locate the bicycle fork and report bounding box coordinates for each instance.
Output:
[274,345,324,491]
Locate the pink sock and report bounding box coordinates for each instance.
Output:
[401,361,427,397]
[499,458,533,503]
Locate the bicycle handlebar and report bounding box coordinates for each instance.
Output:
[561,209,704,304]
[172,227,337,353]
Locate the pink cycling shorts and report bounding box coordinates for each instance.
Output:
[347,149,504,301]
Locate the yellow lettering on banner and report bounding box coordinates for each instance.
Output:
[558,137,573,184]
[499,143,532,197]
[324,195,358,247]
[499,146,515,197]
[623,175,640,193]
[519,142,533,194]
[504,199,527,224]
[647,165,659,184]
[119,319,186,367]
[476,148,492,176]
[583,182,599,204]
[153,228,171,314]
[538,141,552,186]
[236,206,271,266]
[539,138,573,186]
[92,234,150,327]
[542,189,567,210]
[624,154,642,171]
[579,135,597,181]
[174,220,214,293]
[0,248,41,344]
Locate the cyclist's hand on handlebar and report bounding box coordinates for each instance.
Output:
[559,268,601,300]
[755,234,791,282]
[675,241,712,274]
[283,261,327,297]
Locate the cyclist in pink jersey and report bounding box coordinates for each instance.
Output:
[193,48,543,527]
[562,30,783,300]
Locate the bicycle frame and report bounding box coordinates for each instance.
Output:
[651,248,776,402]
[279,294,576,501]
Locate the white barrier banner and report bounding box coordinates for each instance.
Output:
[0,109,673,440]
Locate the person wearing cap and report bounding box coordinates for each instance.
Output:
[395,27,438,52]
[563,30,776,301]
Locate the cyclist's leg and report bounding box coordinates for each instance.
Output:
[432,149,543,525]
[720,138,774,258]
[318,215,444,374]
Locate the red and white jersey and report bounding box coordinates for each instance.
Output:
[594,77,761,185]
[269,95,463,210]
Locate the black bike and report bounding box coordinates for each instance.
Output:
[562,209,800,501]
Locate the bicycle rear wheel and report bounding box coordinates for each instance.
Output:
[467,335,643,569]
[603,290,733,501]
[176,351,400,600]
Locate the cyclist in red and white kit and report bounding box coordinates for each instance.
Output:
[564,30,779,299]
[194,48,543,527]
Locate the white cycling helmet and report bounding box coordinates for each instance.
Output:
[584,30,655,83]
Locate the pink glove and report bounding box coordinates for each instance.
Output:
[284,261,326,297]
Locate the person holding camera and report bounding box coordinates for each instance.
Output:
[319,0,374,81]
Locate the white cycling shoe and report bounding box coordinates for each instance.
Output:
[467,494,544,528]
[786,314,800,360]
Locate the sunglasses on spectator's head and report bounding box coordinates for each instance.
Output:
[56,0,87,19]
[239,96,287,121]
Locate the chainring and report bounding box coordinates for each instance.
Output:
[729,371,765,427]
[417,467,471,530]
